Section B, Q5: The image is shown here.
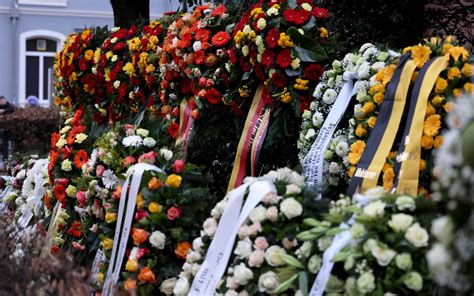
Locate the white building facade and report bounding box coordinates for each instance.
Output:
[0,0,179,107]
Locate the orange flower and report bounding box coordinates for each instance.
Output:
[148,177,163,190]
[419,159,426,171]
[447,67,461,81]
[73,149,88,169]
[367,116,377,128]
[425,102,436,117]
[355,125,367,137]
[124,278,137,291]
[138,267,156,284]
[421,135,433,149]
[435,77,448,93]
[423,114,441,137]
[411,45,432,68]
[446,46,469,62]
[373,92,384,105]
[175,241,191,259]
[433,136,443,149]
[348,141,366,166]
[131,228,149,246]
[382,167,395,190]
[66,130,77,145]
[375,65,396,87]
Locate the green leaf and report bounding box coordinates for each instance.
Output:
[326,227,345,236]
[302,16,316,30]
[276,273,298,294]
[293,46,328,63]
[303,218,323,227]
[309,226,329,235]
[287,27,328,63]
[281,254,306,269]
[332,251,349,262]
[296,230,319,240]
[298,272,309,296]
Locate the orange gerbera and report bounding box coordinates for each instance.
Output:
[66,130,77,145]
[73,149,88,169]
[211,31,231,47]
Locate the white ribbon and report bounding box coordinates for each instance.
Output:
[91,248,106,287]
[189,180,276,296]
[309,194,369,295]
[102,163,164,296]
[303,73,358,197]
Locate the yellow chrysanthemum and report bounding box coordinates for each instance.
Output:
[348,140,366,166]
[423,114,441,137]
[411,45,432,68]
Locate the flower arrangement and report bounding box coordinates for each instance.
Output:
[53,27,109,110]
[284,188,437,295]
[172,168,328,295]
[427,93,474,293]
[231,0,329,112]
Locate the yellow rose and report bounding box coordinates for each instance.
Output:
[421,135,433,150]
[383,167,395,190]
[464,82,473,93]
[355,125,367,137]
[125,259,139,272]
[54,96,62,106]
[136,193,144,209]
[97,273,104,284]
[443,102,453,112]
[362,102,376,114]
[461,63,472,76]
[442,43,453,55]
[433,136,443,149]
[425,102,436,117]
[423,114,441,137]
[148,202,163,213]
[431,95,445,107]
[166,174,182,188]
[102,238,113,250]
[348,140,366,165]
[435,77,448,93]
[105,212,117,223]
[367,116,377,128]
[419,159,426,171]
[453,88,463,98]
[447,67,461,80]
[369,84,384,95]
[373,92,384,105]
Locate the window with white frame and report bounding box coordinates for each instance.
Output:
[19,30,66,107]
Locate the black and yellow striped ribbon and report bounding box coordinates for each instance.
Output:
[394,56,448,195]
[347,54,417,195]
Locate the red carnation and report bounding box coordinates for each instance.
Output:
[261,49,276,67]
[276,49,292,68]
[195,29,211,42]
[266,28,279,49]
[206,88,222,104]
[211,31,230,47]
[67,221,83,238]
[271,72,287,88]
[78,58,88,71]
[167,122,180,139]
[304,64,324,81]
[312,7,329,19]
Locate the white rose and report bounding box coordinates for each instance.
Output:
[267,7,278,16]
[356,272,375,294]
[60,126,71,134]
[363,200,386,218]
[403,271,423,291]
[363,238,378,253]
[291,58,301,70]
[371,246,396,266]
[203,218,217,236]
[302,109,311,119]
[280,197,303,219]
[266,206,278,222]
[305,128,316,140]
[225,290,239,296]
[234,238,253,259]
[249,205,267,223]
[317,236,332,251]
[258,271,280,293]
[160,278,177,295]
[187,251,202,262]
[16,169,26,180]
[149,231,166,249]
[395,253,413,271]
[328,162,341,174]
[192,41,202,52]
[257,18,266,30]
[308,254,322,273]
[242,45,249,57]
[295,241,312,259]
[426,243,451,272]
[143,137,156,148]
[396,195,416,211]
[122,135,142,147]
[136,128,149,137]
[312,111,323,127]
[233,263,253,285]
[405,223,429,248]
[61,159,72,172]
[350,223,366,239]
[173,277,190,295]
[56,137,67,148]
[431,216,454,245]
[357,62,371,79]
[75,133,88,144]
[192,237,204,252]
[364,186,385,201]
[265,245,287,266]
[248,250,265,267]
[322,88,337,105]
[286,184,301,195]
[159,148,173,161]
[388,213,413,233]
[113,80,120,89]
[301,2,312,11]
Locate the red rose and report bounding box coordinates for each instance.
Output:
[167,122,180,139]
[123,156,136,166]
[78,58,88,71]
[206,88,222,104]
[261,49,276,67]
[266,28,279,49]
[167,206,182,221]
[312,7,329,19]
[304,64,324,81]
[211,31,231,47]
[173,159,186,173]
[271,72,287,88]
[276,49,292,68]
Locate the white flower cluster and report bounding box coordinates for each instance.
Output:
[171,169,307,295]
[427,94,474,292]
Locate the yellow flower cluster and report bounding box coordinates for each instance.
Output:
[294,78,309,91]
[280,88,291,103]
[277,32,294,48]
[250,7,263,20]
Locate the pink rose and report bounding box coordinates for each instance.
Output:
[282,237,298,250]
[76,191,86,207]
[135,209,149,221]
[138,151,157,164]
[266,206,278,222]
[96,165,105,177]
[226,277,239,290]
[173,159,185,173]
[167,206,182,221]
[248,222,262,236]
[248,250,265,267]
[123,156,136,166]
[199,77,207,87]
[254,236,269,250]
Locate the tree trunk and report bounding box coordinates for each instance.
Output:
[110,0,150,28]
